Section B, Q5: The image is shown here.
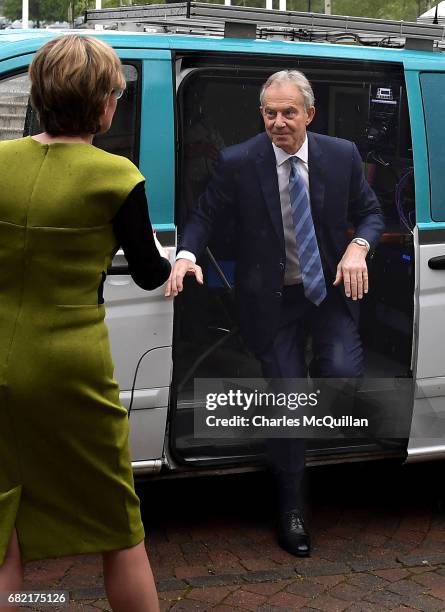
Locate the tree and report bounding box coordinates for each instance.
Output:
[3,0,78,22]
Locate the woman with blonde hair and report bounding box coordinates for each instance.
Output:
[0,34,170,611]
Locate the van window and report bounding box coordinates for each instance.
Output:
[420,72,445,222]
[0,63,141,163]
[0,73,31,141]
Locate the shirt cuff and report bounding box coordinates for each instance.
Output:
[176,250,196,263]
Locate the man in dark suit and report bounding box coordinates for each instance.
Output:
[166,70,385,556]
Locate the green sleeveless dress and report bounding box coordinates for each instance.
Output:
[0,137,146,564]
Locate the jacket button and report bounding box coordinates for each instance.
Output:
[279,262,285,269]
[275,291,282,298]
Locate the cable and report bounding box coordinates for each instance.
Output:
[395,168,414,234]
[127,345,171,419]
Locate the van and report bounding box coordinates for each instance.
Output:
[1,4,444,476]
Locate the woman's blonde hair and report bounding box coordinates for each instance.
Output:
[29,34,125,136]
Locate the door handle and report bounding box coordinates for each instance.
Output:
[428,256,445,270]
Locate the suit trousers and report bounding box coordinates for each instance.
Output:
[256,283,364,511]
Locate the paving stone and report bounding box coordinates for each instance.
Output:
[425,530,445,543]
[239,558,280,572]
[211,560,247,575]
[208,550,240,564]
[409,567,437,575]
[159,589,188,602]
[158,579,189,592]
[412,571,445,589]
[90,600,112,611]
[285,578,326,598]
[296,562,351,577]
[373,568,412,582]
[427,585,445,602]
[304,593,351,611]
[70,587,106,600]
[186,585,236,604]
[317,548,355,564]
[328,583,368,602]
[267,590,310,609]
[223,588,268,611]
[267,549,305,565]
[349,559,399,572]
[364,588,406,608]
[357,532,389,547]
[346,603,390,612]
[347,572,388,590]
[383,540,415,553]
[309,575,345,587]
[388,579,431,597]
[185,574,242,588]
[256,606,295,612]
[398,595,445,612]
[392,530,427,545]
[174,566,211,580]
[398,554,445,567]
[169,600,213,611]
[242,582,290,596]
[241,568,297,583]
[180,542,208,555]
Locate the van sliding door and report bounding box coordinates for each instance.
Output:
[171,54,414,467]
[407,70,445,462]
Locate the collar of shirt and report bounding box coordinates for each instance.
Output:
[272,136,308,168]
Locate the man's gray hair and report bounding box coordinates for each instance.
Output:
[260,70,315,111]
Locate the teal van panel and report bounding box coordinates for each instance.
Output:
[2,29,442,66]
[404,70,430,225]
[140,53,174,227]
[419,72,445,223]
[418,222,445,231]
[0,54,34,73]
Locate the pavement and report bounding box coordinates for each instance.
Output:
[20,460,445,611]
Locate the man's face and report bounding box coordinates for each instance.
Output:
[260,82,315,154]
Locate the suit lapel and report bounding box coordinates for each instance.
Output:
[254,133,284,243]
[307,131,325,225]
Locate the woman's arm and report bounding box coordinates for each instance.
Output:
[113,181,171,290]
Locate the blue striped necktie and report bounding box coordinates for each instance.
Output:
[289,156,327,306]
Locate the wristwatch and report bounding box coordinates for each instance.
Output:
[351,237,370,252]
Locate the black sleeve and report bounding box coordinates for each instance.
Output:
[112,181,171,290]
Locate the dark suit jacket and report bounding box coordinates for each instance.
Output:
[179,131,385,355]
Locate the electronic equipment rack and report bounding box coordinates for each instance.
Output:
[85,1,445,51]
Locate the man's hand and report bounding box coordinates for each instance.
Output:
[333,243,369,300]
[165,258,204,297]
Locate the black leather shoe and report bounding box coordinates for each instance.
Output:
[277,510,311,557]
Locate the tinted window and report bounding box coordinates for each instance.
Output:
[0,73,31,141]
[0,63,141,163]
[420,72,445,222]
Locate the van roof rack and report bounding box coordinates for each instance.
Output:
[85,1,445,51]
